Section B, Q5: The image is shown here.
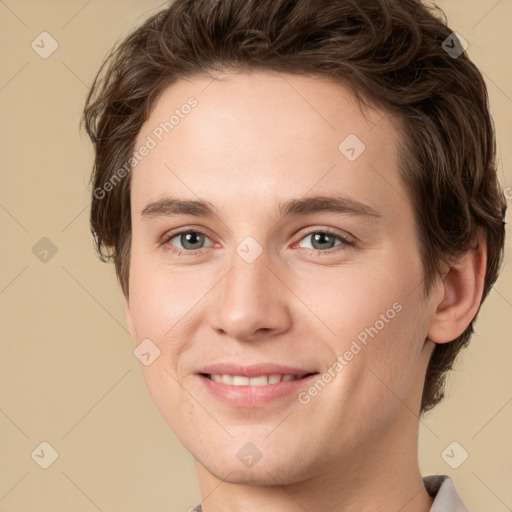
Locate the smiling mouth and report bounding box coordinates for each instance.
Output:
[200,373,318,386]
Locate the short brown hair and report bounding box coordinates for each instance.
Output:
[82,0,507,414]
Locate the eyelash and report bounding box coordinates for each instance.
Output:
[161,227,355,257]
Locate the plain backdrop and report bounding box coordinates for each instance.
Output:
[1,1,511,510]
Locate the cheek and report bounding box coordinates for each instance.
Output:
[313,258,422,345]
[127,248,205,337]
[318,260,428,399]
[353,289,429,416]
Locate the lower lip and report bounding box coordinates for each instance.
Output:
[197,373,319,407]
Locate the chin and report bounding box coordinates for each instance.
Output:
[195,444,317,486]
[202,460,301,486]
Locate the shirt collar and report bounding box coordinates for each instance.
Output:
[424,474,470,511]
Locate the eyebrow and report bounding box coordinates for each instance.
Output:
[140,194,381,221]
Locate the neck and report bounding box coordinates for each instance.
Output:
[195,405,434,512]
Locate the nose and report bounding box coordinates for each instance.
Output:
[208,246,293,342]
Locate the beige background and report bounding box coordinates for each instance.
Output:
[1,1,511,510]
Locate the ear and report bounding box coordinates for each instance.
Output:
[124,295,136,339]
[427,232,487,344]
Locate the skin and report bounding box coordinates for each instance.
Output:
[124,70,486,512]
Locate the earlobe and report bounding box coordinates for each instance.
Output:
[124,295,136,339]
[427,233,487,344]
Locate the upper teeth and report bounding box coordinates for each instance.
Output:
[208,374,299,385]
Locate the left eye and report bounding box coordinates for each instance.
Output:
[296,230,348,251]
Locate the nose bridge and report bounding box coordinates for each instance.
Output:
[210,241,290,339]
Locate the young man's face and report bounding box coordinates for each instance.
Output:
[126,71,439,484]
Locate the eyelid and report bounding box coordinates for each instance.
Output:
[293,226,355,245]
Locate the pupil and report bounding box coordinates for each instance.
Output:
[313,233,334,249]
[183,232,202,249]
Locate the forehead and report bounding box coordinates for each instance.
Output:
[131,70,407,220]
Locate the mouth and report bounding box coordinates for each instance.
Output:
[200,372,318,386]
[196,369,321,407]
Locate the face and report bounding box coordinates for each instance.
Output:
[125,71,438,485]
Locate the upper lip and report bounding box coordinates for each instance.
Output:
[198,363,318,378]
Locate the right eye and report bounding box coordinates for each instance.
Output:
[163,229,215,256]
